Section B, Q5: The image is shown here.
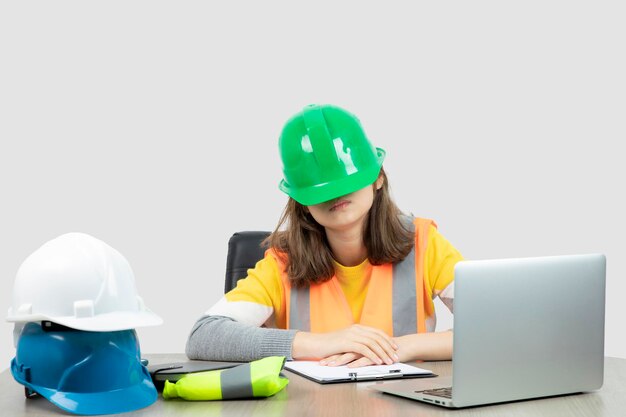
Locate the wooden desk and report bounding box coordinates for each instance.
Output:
[2,354,625,416]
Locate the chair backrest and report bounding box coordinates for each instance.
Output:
[224,231,271,293]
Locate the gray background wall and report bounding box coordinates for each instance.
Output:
[1,1,624,370]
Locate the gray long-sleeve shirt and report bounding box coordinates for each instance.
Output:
[185,315,298,361]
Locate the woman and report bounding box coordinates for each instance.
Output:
[186,104,462,367]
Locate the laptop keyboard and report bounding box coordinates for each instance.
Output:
[417,387,453,399]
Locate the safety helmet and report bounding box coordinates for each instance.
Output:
[6,233,162,331]
[278,104,386,206]
[11,322,157,415]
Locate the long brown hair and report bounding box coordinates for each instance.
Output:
[265,168,414,288]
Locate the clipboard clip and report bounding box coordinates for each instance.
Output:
[348,369,404,381]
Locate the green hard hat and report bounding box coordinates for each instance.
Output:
[278,104,386,206]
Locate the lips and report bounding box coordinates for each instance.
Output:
[330,200,350,211]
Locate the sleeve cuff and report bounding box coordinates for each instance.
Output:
[259,328,299,360]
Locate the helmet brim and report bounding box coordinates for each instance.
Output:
[6,309,163,332]
[11,359,157,415]
[280,148,386,206]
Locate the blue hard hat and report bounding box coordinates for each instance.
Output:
[11,322,157,415]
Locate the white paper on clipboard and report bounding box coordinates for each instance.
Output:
[284,361,435,383]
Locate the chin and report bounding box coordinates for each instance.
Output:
[325,212,366,230]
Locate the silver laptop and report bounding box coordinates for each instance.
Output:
[371,253,606,408]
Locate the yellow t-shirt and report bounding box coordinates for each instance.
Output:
[207,225,462,331]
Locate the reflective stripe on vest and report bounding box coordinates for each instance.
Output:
[276,217,436,336]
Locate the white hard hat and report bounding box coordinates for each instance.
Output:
[6,233,163,331]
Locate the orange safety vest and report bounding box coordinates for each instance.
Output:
[273,217,436,336]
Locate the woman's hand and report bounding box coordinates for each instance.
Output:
[291,324,399,365]
[317,331,454,367]
[319,336,408,368]
[319,352,375,368]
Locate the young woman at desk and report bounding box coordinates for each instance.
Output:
[187,104,463,367]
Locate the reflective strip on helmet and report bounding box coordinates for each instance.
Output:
[289,284,311,331]
[220,363,253,400]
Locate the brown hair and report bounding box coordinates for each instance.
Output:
[265,168,414,288]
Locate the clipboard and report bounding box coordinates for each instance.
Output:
[284,361,437,384]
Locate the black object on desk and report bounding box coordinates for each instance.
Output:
[147,361,243,391]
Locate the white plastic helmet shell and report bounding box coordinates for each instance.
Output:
[6,233,163,331]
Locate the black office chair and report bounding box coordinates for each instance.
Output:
[224,231,271,293]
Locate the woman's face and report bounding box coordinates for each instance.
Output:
[307,177,383,233]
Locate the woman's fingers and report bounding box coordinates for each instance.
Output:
[319,354,342,366]
[320,352,380,368]
[347,356,376,368]
[351,334,394,365]
[354,325,398,345]
[315,325,400,365]
[348,341,389,365]
[327,352,360,366]
[351,328,398,365]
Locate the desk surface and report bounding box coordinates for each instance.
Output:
[2,355,625,417]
